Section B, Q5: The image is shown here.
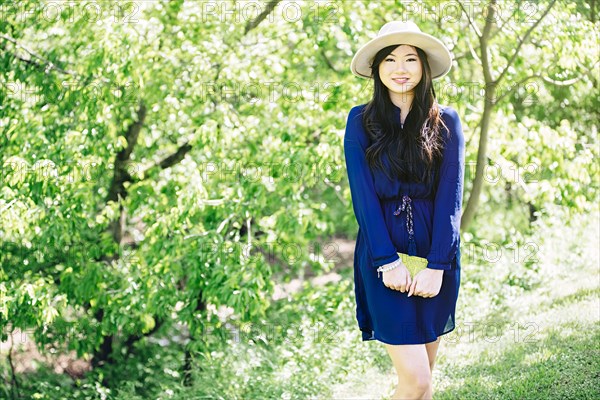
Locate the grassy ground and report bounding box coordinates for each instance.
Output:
[2,210,598,399]
[331,210,600,400]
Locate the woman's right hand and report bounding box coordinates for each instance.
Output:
[382,264,412,293]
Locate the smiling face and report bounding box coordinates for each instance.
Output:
[378,45,423,101]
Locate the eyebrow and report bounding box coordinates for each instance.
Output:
[388,53,418,57]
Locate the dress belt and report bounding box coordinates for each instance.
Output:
[381,196,432,202]
[392,194,418,256]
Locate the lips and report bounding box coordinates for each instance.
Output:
[392,77,409,84]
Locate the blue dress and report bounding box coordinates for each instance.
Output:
[343,103,465,345]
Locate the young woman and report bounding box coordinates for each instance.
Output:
[344,21,465,399]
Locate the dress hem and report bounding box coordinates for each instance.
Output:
[360,325,456,345]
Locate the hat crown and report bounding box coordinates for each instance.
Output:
[378,20,421,37]
[350,20,452,79]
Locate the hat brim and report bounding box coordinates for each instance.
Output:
[350,32,452,80]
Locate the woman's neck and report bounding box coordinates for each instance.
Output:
[389,92,414,125]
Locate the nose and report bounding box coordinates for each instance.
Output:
[394,60,408,73]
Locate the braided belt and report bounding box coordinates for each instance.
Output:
[393,194,417,256]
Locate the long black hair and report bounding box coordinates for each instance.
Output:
[362,44,448,188]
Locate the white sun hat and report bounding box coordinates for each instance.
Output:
[350,20,452,80]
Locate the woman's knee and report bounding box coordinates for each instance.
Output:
[384,343,432,396]
[399,368,431,395]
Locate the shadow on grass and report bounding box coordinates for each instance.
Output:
[544,286,600,309]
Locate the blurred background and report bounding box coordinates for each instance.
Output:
[0,1,598,399]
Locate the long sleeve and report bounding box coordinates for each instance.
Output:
[426,107,466,270]
[344,105,400,268]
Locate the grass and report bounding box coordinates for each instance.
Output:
[2,209,598,399]
[330,209,600,400]
[435,321,600,399]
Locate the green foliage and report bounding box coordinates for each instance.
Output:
[0,0,598,398]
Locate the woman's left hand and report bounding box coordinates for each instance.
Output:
[407,269,444,298]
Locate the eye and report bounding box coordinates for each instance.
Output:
[407,58,418,62]
[385,58,395,62]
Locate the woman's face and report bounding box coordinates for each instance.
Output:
[378,45,423,98]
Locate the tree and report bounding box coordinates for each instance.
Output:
[0,1,597,395]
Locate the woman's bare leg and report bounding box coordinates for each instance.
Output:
[422,337,441,399]
[384,343,431,399]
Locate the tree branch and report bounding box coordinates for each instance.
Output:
[0,33,79,76]
[107,101,147,203]
[458,0,482,37]
[137,142,193,181]
[244,0,282,35]
[479,0,496,85]
[464,115,481,151]
[158,142,193,170]
[123,318,165,354]
[495,69,592,104]
[496,0,558,84]
[467,37,482,66]
[491,3,521,40]
[320,48,341,73]
[8,328,20,400]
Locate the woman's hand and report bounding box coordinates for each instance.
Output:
[382,264,412,293]
[407,268,444,298]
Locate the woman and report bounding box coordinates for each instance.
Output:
[344,21,465,399]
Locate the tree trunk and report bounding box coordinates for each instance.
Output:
[460,0,497,230]
[183,292,207,386]
[459,0,556,230]
[461,85,495,229]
